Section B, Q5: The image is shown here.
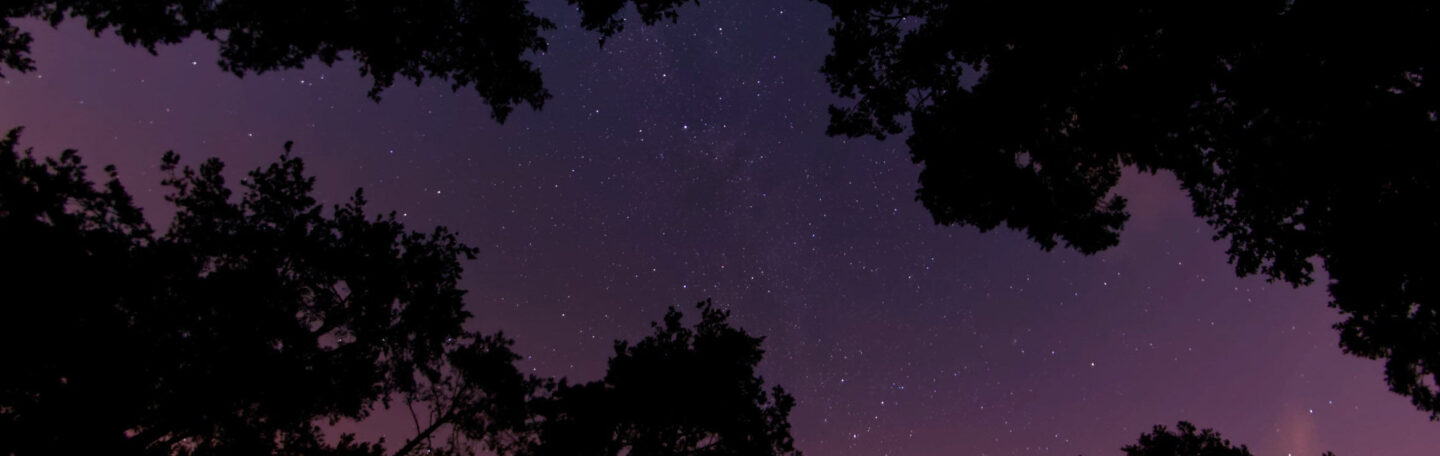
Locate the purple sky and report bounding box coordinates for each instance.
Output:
[3,2,1437,455]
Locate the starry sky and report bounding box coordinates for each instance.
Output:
[3,2,1438,455]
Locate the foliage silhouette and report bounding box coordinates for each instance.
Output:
[1123,422,1252,456]
[0,126,500,455]
[0,0,695,121]
[1119,422,1335,456]
[817,0,1440,419]
[518,300,800,456]
[0,128,796,456]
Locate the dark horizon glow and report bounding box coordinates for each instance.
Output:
[2,2,1436,454]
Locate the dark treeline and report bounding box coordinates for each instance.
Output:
[1,0,1433,454]
[0,130,1335,456]
[0,132,798,456]
[1119,422,1335,456]
[6,0,1432,419]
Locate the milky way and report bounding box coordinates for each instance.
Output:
[2,2,1437,454]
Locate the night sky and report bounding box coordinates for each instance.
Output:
[3,2,1438,455]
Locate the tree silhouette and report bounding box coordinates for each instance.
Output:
[0,128,796,456]
[0,0,695,121]
[388,301,800,456]
[1122,422,1253,456]
[817,0,1440,419]
[0,126,506,455]
[518,300,800,456]
[1120,422,1335,456]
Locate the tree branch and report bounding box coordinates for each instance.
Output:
[391,409,454,456]
[407,399,424,435]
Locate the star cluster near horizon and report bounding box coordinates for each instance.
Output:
[2,2,1437,455]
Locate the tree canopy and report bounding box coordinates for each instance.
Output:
[0,128,796,456]
[2,128,480,454]
[0,0,694,121]
[519,300,799,456]
[1122,422,1254,456]
[1120,421,1335,456]
[817,0,1440,419]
